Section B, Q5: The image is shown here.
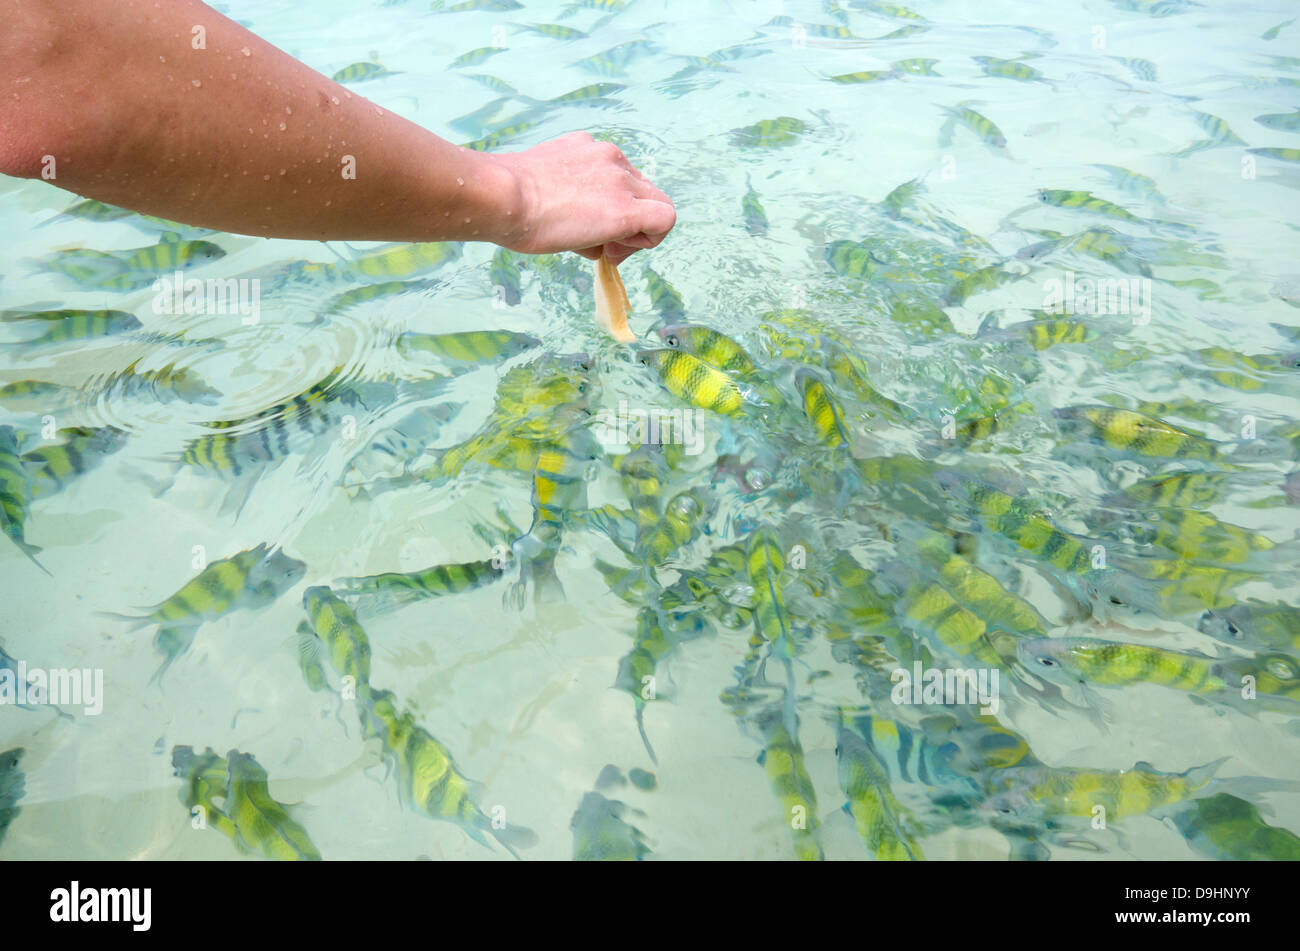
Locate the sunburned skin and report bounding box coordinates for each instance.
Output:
[594,251,636,342]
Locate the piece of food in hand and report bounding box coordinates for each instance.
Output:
[594,251,636,342]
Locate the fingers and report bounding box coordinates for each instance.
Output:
[632,198,676,241]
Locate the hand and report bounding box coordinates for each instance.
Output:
[492,131,675,266]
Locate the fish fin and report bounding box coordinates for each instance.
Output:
[635,701,659,765]
[219,471,261,520]
[8,537,51,576]
[96,610,152,632]
[489,820,539,860]
[1182,755,1231,787]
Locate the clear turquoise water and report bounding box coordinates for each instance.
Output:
[1,0,1299,861]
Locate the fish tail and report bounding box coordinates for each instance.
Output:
[10,537,51,576]
[635,701,659,765]
[96,610,151,632]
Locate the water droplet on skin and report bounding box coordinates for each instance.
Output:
[279,122,287,131]
[285,106,293,115]
[231,73,237,80]
[159,56,166,63]
[325,200,332,207]
[263,174,270,180]
[330,96,340,105]
[240,47,251,57]
[375,108,384,116]
[279,169,286,175]
[192,79,202,87]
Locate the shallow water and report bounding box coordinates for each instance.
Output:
[1,0,1299,861]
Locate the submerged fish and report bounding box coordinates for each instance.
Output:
[730,116,807,148]
[0,748,25,847]
[984,758,1228,823]
[0,426,46,573]
[571,790,650,860]
[104,544,306,681]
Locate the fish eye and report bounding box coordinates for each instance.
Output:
[665,334,679,348]
[1036,656,1058,667]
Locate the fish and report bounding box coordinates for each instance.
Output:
[4,309,141,348]
[937,103,1007,151]
[571,40,657,77]
[514,22,588,40]
[0,644,70,715]
[547,82,626,104]
[0,380,72,408]
[1248,147,1300,164]
[614,606,680,762]
[507,425,601,608]
[973,56,1049,84]
[756,707,823,860]
[638,349,751,416]
[983,757,1229,824]
[594,251,636,342]
[1123,508,1274,564]
[301,586,372,687]
[1172,793,1300,860]
[0,426,47,574]
[742,177,769,236]
[22,426,128,500]
[358,687,537,857]
[892,58,940,76]
[331,62,396,83]
[102,544,306,681]
[322,278,440,317]
[642,266,685,320]
[1054,406,1222,460]
[396,330,539,363]
[835,712,926,860]
[40,199,134,225]
[795,369,850,448]
[935,472,1095,575]
[1112,56,1158,81]
[1089,164,1167,206]
[571,790,650,860]
[1114,471,1226,509]
[656,324,757,376]
[1262,19,1295,40]
[333,558,505,615]
[435,0,523,12]
[344,241,462,279]
[225,750,322,860]
[1255,109,1300,133]
[747,528,800,660]
[99,360,222,406]
[172,746,241,844]
[1037,189,1142,222]
[1017,637,1228,694]
[449,47,506,69]
[0,748,25,848]
[488,247,523,305]
[730,116,807,148]
[1199,600,1300,653]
